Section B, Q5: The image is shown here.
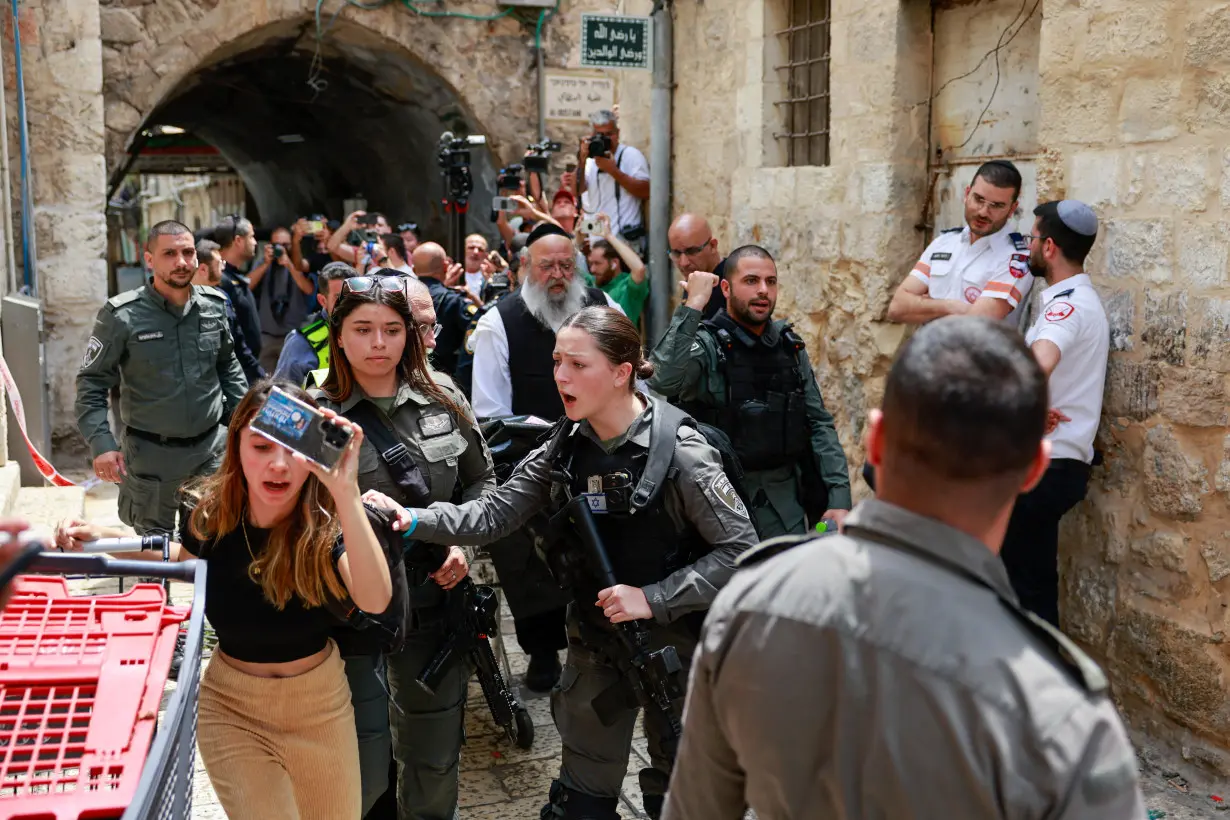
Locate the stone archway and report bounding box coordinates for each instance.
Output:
[101,0,545,235]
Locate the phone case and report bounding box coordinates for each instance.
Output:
[249,387,352,471]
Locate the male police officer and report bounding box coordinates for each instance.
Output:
[663,316,1144,820]
[195,238,263,383]
[1003,200,1108,627]
[272,261,355,388]
[412,242,478,377]
[649,244,851,535]
[76,220,248,535]
[888,160,1035,328]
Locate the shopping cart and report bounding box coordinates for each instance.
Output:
[0,538,205,820]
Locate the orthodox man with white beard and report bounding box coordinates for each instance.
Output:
[471,223,624,420]
[468,221,625,692]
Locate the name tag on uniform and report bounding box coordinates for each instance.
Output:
[136,331,164,342]
[417,413,453,437]
[930,252,953,261]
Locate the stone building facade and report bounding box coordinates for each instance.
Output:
[5,0,1230,774]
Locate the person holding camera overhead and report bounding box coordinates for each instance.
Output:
[313,273,496,819]
[250,225,316,374]
[576,109,650,258]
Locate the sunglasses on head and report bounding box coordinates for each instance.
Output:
[398,223,419,234]
[342,276,405,294]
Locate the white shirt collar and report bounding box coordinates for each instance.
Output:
[1040,272,1091,301]
[960,220,1013,248]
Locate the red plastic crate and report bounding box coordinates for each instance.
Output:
[0,576,189,819]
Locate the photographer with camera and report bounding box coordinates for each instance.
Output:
[328,210,391,270]
[249,225,316,373]
[578,110,650,257]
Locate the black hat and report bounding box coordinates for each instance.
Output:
[525,222,572,247]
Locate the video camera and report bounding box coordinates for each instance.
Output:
[587,133,612,159]
[497,164,524,193]
[524,138,562,174]
[437,131,486,202]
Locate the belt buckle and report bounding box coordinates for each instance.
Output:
[381,442,409,463]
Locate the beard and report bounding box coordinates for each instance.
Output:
[1029,247,1049,280]
[521,274,588,332]
[165,268,194,289]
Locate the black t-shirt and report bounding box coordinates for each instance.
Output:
[222,263,263,357]
[179,509,340,663]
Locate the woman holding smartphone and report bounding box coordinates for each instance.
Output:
[315,274,496,819]
[56,381,393,820]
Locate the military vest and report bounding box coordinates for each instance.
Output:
[684,310,810,472]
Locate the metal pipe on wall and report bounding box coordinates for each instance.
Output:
[646,0,673,345]
[0,7,16,294]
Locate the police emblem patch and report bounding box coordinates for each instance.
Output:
[418,413,454,437]
[709,473,749,520]
[82,336,104,368]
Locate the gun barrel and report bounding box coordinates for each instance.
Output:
[564,495,619,589]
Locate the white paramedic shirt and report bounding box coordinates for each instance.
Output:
[1025,273,1109,463]
[911,222,1036,325]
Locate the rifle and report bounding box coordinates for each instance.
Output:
[407,541,534,749]
[549,495,685,745]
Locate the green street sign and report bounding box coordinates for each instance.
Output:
[580,14,653,71]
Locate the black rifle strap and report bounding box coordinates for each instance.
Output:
[631,399,687,512]
[344,400,432,507]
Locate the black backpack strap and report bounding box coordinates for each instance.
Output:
[344,400,432,507]
[632,399,689,511]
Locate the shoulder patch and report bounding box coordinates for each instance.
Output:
[105,289,142,311]
[1044,301,1076,322]
[708,472,749,521]
[81,336,105,368]
[941,226,963,234]
[464,328,477,354]
[465,303,479,316]
[735,534,819,568]
[1009,232,1029,251]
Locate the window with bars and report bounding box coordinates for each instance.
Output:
[772,0,831,167]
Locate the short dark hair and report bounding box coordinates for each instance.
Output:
[318,261,356,285]
[1033,201,1097,265]
[971,160,1022,202]
[146,220,192,250]
[214,216,253,249]
[195,239,220,264]
[882,316,1046,485]
[589,239,622,269]
[723,245,775,279]
[381,233,407,260]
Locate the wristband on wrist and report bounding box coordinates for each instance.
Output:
[405,508,419,536]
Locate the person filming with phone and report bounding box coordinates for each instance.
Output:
[577,110,650,258]
[56,380,396,820]
[313,274,496,818]
[249,225,315,373]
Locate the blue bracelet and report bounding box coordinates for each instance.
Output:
[402,508,418,536]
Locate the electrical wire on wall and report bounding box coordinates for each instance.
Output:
[9,0,35,295]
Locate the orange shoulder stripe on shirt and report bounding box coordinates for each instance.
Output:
[912,261,931,277]
[984,281,1023,302]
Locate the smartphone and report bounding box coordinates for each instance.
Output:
[492,196,517,213]
[306,219,324,234]
[578,215,602,235]
[564,161,577,174]
[357,213,378,227]
[249,387,353,471]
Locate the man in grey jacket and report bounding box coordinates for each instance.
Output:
[663,316,1144,820]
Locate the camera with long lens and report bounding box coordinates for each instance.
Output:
[483,268,511,303]
[587,133,612,159]
[524,138,562,174]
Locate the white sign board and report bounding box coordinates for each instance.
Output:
[544,72,615,123]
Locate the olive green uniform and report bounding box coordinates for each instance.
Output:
[316,372,496,820]
[663,500,1145,818]
[648,305,851,537]
[75,285,248,535]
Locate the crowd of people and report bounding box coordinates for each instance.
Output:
[49,103,1145,820]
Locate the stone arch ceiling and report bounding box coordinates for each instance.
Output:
[101,0,547,231]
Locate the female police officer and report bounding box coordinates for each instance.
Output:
[366,306,760,820]
[314,273,496,819]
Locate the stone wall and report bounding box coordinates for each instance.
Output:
[1042,0,1230,774]
[9,0,109,453]
[667,0,931,472]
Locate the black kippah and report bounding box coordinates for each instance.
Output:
[525,222,572,247]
